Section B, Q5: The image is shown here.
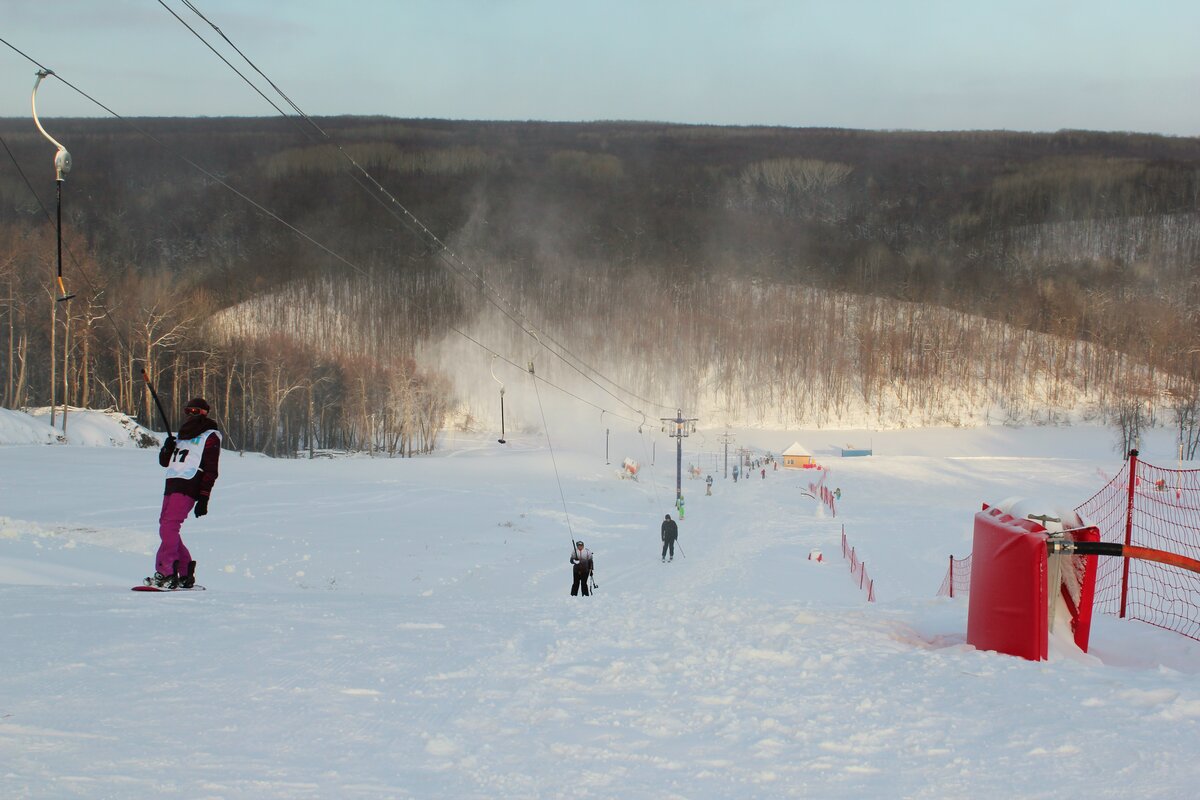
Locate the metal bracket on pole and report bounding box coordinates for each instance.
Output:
[32,71,72,181]
[32,70,75,302]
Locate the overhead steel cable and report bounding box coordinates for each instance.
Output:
[0,35,378,284]
[155,0,301,126]
[0,37,637,434]
[450,325,640,425]
[174,0,665,414]
[0,129,137,362]
[164,0,675,417]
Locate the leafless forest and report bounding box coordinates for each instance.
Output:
[1,118,1198,455]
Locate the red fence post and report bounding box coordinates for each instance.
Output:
[948,555,955,599]
[1120,448,1139,619]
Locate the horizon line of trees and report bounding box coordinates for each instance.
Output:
[1,117,1198,455]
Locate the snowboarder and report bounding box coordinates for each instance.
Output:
[705,474,713,496]
[733,465,739,483]
[676,494,686,519]
[761,467,766,480]
[661,513,679,562]
[570,541,594,596]
[145,398,222,589]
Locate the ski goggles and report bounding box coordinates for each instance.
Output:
[184,406,209,416]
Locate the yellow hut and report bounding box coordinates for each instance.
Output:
[782,441,814,468]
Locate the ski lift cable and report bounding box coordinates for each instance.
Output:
[1,128,243,444]
[2,30,431,447]
[172,0,666,414]
[0,130,134,355]
[161,0,675,417]
[451,326,639,425]
[0,37,375,282]
[528,357,575,541]
[0,38,647,440]
[154,3,564,374]
[1,43,373,446]
[637,424,662,508]
[155,1,303,129]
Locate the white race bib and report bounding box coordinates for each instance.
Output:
[164,430,222,480]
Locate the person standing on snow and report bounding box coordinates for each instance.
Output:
[570,541,594,596]
[661,513,679,562]
[145,398,222,589]
[705,474,713,495]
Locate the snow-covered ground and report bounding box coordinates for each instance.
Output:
[2,409,1198,798]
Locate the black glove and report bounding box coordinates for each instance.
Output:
[194,497,209,518]
[158,435,176,467]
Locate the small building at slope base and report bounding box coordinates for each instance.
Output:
[781,441,814,468]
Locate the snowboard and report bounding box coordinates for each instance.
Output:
[132,584,206,592]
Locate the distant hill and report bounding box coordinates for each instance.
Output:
[1,117,1197,452]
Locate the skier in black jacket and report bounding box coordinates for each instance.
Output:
[661,513,679,562]
[570,541,594,596]
[146,398,221,589]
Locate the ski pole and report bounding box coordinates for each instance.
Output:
[676,541,686,559]
[141,368,173,436]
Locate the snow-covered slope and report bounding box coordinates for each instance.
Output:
[1,407,159,449]
[1,422,1197,798]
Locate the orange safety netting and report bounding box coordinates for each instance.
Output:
[1075,453,1200,641]
[936,554,972,598]
[841,527,875,602]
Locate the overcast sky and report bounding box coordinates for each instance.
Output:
[1,0,1197,135]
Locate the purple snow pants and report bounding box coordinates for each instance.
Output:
[156,492,196,576]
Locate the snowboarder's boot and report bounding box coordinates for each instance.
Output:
[179,560,197,589]
[143,559,181,589]
[145,571,178,589]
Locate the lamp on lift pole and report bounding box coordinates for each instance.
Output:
[31,70,74,303]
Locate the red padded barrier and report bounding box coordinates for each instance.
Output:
[966,507,1048,661]
[1064,526,1100,653]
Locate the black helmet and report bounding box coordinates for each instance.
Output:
[665,514,671,520]
[576,541,584,547]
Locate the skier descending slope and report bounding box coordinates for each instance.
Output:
[145,398,222,589]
